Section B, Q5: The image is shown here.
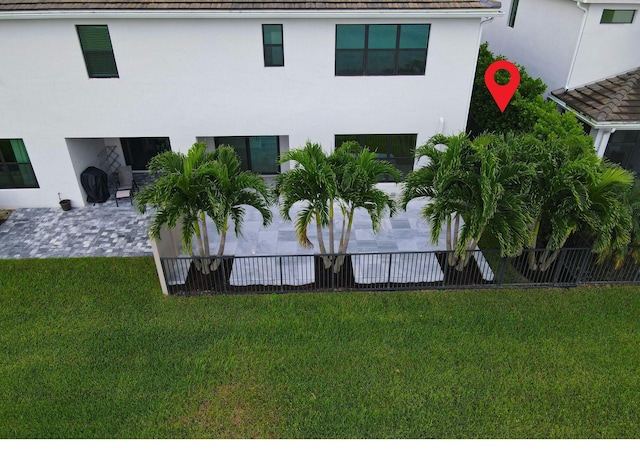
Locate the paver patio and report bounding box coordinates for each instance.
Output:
[0,196,493,285]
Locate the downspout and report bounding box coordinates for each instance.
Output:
[461,16,496,131]
[565,2,589,90]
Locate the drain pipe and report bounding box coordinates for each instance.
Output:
[460,15,496,134]
[565,2,589,90]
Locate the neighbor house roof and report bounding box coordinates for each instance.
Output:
[550,68,640,124]
[0,0,502,11]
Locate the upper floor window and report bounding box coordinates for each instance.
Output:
[76,25,119,78]
[508,0,520,28]
[0,139,39,189]
[335,24,430,76]
[601,9,636,24]
[263,24,284,67]
[335,134,416,177]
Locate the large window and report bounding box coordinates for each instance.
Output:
[601,9,636,24]
[0,139,39,189]
[335,24,430,76]
[76,25,119,78]
[214,136,280,174]
[262,25,284,67]
[508,0,520,28]
[335,134,416,178]
[121,137,171,171]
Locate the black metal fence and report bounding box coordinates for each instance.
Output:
[160,247,640,296]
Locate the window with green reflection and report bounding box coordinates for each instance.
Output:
[335,24,430,76]
[0,139,39,189]
[601,9,636,24]
[335,134,417,178]
[262,24,284,67]
[76,25,118,78]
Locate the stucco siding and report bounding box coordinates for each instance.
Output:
[482,0,583,94]
[0,15,484,208]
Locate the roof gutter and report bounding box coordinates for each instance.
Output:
[549,93,640,130]
[0,9,504,20]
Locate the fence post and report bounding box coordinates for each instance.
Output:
[221,256,228,294]
[633,262,640,283]
[279,256,284,288]
[497,255,506,287]
[387,253,393,289]
[551,249,568,287]
[331,255,335,291]
[575,248,590,285]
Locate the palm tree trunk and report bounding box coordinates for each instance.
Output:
[446,215,455,266]
[339,209,347,251]
[527,220,540,271]
[315,209,331,269]
[539,235,569,272]
[212,217,228,271]
[328,201,335,255]
[335,210,355,272]
[201,212,210,256]
[193,222,210,274]
[451,214,461,267]
[456,239,477,271]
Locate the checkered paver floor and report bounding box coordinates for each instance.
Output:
[0,197,443,259]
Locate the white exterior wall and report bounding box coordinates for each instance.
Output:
[482,0,583,94]
[569,2,640,88]
[0,15,484,208]
[482,0,640,93]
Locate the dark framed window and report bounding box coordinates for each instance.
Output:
[335,24,430,76]
[76,25,119,78]
[601,9,636,24]
[508,0,520,28]
[335,134,416,178]
[0,139,39,189]
[121,137,171,171]
[263,24,284,67]
[214,136,280,174]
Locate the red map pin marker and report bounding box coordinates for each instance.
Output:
[484,60,520,113]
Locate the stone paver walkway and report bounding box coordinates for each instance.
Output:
[0,198,441,259]
[0,199,152,259]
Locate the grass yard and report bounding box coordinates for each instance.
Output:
[1,257,639,438]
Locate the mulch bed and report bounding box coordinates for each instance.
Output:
[435,252,488,287]
[169,251,496,295]
[510,251,576,285]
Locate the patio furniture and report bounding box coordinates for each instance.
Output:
[81,166,110,204]
[114,165,138,207]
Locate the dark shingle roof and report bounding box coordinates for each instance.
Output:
[551,68,640,123]
[0,0,502,11]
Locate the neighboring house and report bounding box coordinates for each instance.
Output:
[482,0,640,171]
[0,0,501,209]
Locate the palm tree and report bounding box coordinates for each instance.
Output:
[277,141,401,270]
[524,137,601,271]
[135,142,220,272]
[206,145,274,268]
[330,141,401,268]
[402,133,534,270]
[402,133,472,266]
[580,162,634,268]
[136,142,274,273]
[276,141,337,268]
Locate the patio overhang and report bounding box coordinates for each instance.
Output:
[549,67,640,132]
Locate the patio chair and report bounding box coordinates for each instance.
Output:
[114,165,139,207]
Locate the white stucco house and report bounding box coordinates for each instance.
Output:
[482,0,640,172]
[0,0,502,209]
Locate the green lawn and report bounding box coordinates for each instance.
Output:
[1,257,639,438]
